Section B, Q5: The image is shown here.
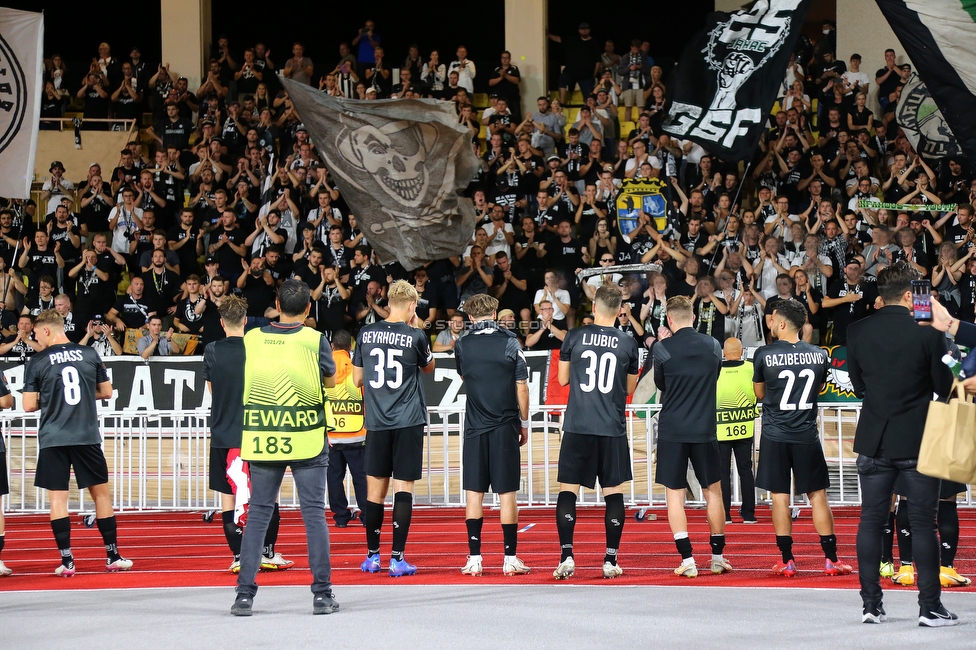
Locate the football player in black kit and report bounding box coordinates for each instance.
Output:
[553,285,640,579]
[353,280,435,577]
[653,296,727,578]
[753,299,852,578]
[203,296,293,573]
[454,294,531,577]
[22,310,132,576]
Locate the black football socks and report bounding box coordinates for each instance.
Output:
[363,500,384,556]
[51,517,73,569]
[466,517,483,556]
[391,492,413,562]
[96,515,121,563]
[604,493,624,565]
[556,491,577,562]
[222,510,242,561]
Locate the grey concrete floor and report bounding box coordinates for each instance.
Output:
[1,585,974,649]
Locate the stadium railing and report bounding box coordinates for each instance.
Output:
[5,403,961,514]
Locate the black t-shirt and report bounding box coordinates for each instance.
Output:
[213,227,246,270]
[353,321,433,430]
[753,340,829,444]
[49,222,81,262]
[168,225,201,273]
[694,297,726,343]
[112,294,154,328]
[653,328,723,443]
[560,325,640,437]
[316,285,347,336]
[176,295,206,334]
[200,299,226,348]
[826,278,878,345]
[24,344,109,448]
[1,333,37,359]
[80,190,113,233]
[141,269,181,315]
[454,321,528,436]
[202,337,245,448]
[83,86,109,119]
[153,117,193,150]
[23,248,59,289]
[562,36,601,77]
[239,273,276,316]
[493,266,529,310]
[876,67,900,102]
[527,318,565,351]
[548,237,586,276]
[491,65,521,103]
[112,165,140,191]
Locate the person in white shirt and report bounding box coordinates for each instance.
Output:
[763,195,800,239]
[533,271,571,322]
[484,208,515,259]
[781,81,810,115]
[41,161,75,215]
[107,186,143,254]
[780,53,803,98]
[841,53,870,97]
[624,141,660,178]
[582,254,622,302]
[754,236,790,299]
[448,46,476,94]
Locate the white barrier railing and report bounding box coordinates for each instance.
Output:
[2,404,970,513]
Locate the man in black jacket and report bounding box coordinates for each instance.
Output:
[847,262,956,626]
[652,296,727,579]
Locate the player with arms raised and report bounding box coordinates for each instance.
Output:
[553,285,640,579]
[753,299,852,578]
[354,280,435,577]
[23,309,132,576]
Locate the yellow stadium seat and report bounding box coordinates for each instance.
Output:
[473,93,489,109]
[620,121,636,138]
[770,101,781,116]
[566,108,580,124]
[617,106,629,122]
[570,89,584,105]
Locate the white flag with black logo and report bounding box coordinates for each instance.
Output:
[0,7,43,199]
[281,77,479,270]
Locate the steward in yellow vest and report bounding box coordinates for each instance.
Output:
[232,280,337,615]
[715,338,758,524]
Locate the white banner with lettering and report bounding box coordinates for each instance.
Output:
[0,7,43,198]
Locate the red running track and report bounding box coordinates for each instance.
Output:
[2,506,975,592]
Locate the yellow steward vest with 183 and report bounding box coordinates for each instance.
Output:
[716,360,759,441]
[242,326,327,461]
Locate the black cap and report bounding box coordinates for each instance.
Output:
[49,160,64,172]
[93,314,104,322]
[201,119,214,127]
[909,212,924,223]
[579,22,590,29]
[845,256,861,267]
[205,255,218,265]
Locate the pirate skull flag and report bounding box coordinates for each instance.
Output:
[281,78,479,269]
[663,0,811,161]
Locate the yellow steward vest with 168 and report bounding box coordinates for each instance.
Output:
[242,326,327,461]
[716,360,759,441]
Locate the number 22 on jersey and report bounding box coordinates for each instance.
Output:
[777,368,816,411]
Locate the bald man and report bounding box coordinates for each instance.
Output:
[715,338,758,524]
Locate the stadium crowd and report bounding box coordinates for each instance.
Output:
[4,17,975,360]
